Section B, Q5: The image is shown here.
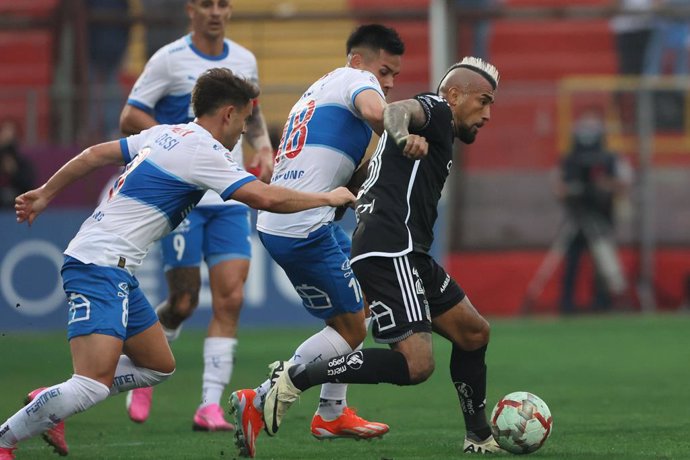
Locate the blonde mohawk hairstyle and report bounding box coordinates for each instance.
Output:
[437,56,500,92]
[457,56,500,88]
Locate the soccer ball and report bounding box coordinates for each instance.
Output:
[490,391,553,454]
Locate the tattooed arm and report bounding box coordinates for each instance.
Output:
[244,103,275,183]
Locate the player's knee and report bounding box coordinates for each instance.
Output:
[460,317,491,351]
[213,287,244,316]
[167,290,200,319]
[140,365,176,387]
[68,374,111,412]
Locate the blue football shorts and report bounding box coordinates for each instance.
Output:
[161,205,251,271]
[259,223,364,320]
[61,256,158,341]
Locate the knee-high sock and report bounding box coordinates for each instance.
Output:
[289,348,411,390]
[450,344,490,436]
[253,326,354,414]
[200,337,236,408]
[0,375,109,448]
[109,355,174,396]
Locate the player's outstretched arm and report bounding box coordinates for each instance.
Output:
[231,180,356,214]
[15,141,125,225]
[383,100,429,160]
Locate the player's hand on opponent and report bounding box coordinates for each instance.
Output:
[397,134,428,160]
[327,186,357,208]
[15,188,50,226]
[249,146,275,183]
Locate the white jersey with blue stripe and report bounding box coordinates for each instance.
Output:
[65,122,256,274]
[125,34,258,207]
[257,67,383,237]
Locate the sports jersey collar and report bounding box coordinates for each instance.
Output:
[185,34,229,61]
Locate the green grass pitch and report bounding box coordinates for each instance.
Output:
[2,313,690,459]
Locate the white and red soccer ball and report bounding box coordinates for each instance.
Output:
[490,391,553,454]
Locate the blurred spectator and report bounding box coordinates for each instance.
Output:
[554,110,633,314]
[644,0,690,75]
[86,0,130,141]
[0,120,35,208]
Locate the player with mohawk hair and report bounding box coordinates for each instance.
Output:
[259,57,505,454]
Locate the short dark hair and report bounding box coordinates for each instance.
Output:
[192,68,260,117]
[346,24,405,56]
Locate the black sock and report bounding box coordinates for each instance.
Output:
[450,344,491,439]
[289,348,411,391]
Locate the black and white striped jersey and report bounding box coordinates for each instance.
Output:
[351,93,454,263]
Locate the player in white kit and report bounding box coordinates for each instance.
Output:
[229,24,404,458]
[119,0,274,430]
[0,69,355,460]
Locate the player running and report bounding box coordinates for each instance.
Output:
[119,0,274,431]
[228,24,404,458]
[0,69,355,460]
[260,57,506,455]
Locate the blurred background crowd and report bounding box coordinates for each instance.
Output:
[1,0,689,325]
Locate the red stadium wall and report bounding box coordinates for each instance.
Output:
[446,248,690,315]
[0,1,59,143]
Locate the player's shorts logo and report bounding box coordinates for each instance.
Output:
[295,284,332,310]
[369,301,396,332]
[345,351,364,370]
[67,293,91,325]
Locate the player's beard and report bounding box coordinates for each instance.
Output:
[458,124,477,144]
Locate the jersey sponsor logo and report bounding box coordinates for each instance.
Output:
[273,169,305,181]
[369,301,396,332]
[345,351,364,370]
[92,210,104,222]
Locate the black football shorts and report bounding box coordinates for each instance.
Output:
[352,252,465,344]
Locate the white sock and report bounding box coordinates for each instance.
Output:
[295,326,355,419]
[253,380,271,411]
[200,337,236,408]
[252,327,357,416]
[0,375,109,447]
[109,355,174,395]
